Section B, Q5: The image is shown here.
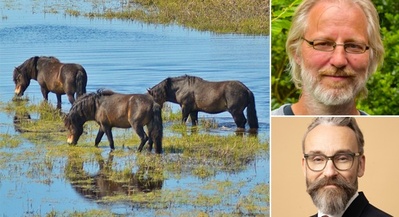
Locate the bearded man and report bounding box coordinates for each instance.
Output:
[271,0,384,115]
[301,117,391,216]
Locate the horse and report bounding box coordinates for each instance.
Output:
[64,89,163,154]
[148,75,258,132]
[13,56,88,108]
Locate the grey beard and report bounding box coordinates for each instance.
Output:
[301,66,367,106]
[306,176,358,215]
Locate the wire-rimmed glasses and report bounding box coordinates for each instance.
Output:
[301,37,369,54]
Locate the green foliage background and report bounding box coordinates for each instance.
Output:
[271,0,399,114]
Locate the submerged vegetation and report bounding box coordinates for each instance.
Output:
[0,99,269,216]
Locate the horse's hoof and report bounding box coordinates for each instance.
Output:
[248,128,258,135]
[235,127,245,132]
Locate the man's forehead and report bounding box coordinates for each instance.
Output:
[304,124,358,153]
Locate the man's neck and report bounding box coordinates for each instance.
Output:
[292,95,360,115]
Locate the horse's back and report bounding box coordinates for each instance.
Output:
[39,57,87,93]
[95,93,131,127]
[97,93,155,127]
[195,79,250,99]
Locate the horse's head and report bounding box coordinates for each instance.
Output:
[13,67,30,97]
[64,93,97,145]
[147,80,168,105]
[64,113,84,145]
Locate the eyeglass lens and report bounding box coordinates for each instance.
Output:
[305,153,356,171]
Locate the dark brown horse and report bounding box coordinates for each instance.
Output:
[148,75,258,132]
[13,56,87,108]
[64,89,163,153]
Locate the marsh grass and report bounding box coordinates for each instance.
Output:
[0,133,22,148]
[88,0,269,35]
[3,0,268,35]
[0,98,268,216]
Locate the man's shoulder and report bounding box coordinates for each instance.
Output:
[271,104,369,116]
[343,192,392,217]
[271,104,292,116]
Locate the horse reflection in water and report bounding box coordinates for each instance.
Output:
[148,75,258,133]
[65,153,163,201]
[12,101,65,133]
[13,56,87,108]
[13,111,32,133]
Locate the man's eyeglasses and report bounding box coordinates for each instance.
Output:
[304,152,362,172]
[301,37,369,54]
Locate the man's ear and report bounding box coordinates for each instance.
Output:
[357,155,366,178]
[295,52,302,66]
[302,157,307,177]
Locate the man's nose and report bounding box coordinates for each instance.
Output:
[330,45,348,69]
[323,159,338,177]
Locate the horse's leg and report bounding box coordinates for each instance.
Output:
[56,94,62,109]
[103,126,115,150]
[66,93,75,105]
[94,129,105,147]
[189,111,198,126]
[147,123,154,152]
[230,110,247,131]
[181,105,191,124]
[135,125,149,152]
[40,88,49,101]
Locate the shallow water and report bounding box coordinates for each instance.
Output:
[0,3,269,216]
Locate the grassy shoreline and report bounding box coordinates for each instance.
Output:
[81,0,270,35]
[2,0,269,35]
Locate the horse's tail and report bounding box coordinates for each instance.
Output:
[75,67,87,99]
[247,90,259,130]
[151,103,163,154]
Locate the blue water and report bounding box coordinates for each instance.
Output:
[0,3,269,216]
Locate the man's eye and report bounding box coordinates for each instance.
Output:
[311,156,325,162]
[345,43,364,50]
[335,154,350,162]
[314,41,334,47]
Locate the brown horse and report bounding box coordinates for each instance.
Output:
[148,75,258,132]
[64,89,163,153]
[13,56,87,108]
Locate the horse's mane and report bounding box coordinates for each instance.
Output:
[149,75,205,102]
[40,56,61,63]
[14,56,60,80]
[14,56,39,78]
[172,74,204,85]
[96,88,115,96]
[65,89,115,126]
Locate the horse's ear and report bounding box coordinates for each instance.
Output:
[147,88,152,95]
[14,67,20,73]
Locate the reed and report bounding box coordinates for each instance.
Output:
[88,0,269,35]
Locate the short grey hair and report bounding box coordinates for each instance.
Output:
[302,117,364,154]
